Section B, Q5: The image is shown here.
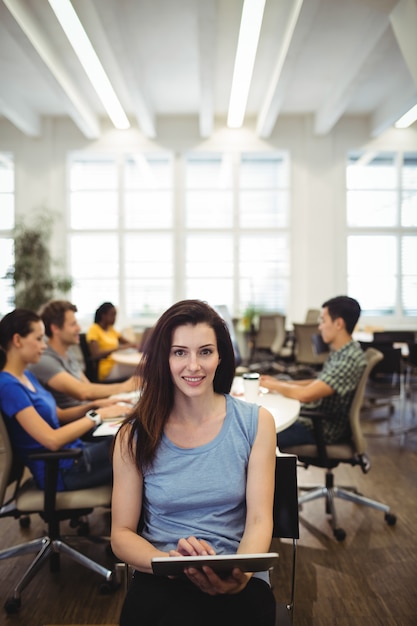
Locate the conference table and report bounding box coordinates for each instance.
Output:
[230,376,300,433]
[94,372,300,437]
[112,348,143,368]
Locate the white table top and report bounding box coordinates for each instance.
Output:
[112,349,143,366]
[231,376,300,433]
[94,376,300,437]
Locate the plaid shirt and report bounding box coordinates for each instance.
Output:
[300,340,366,444]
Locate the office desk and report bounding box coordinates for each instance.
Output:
[112,349,143,367]
[94,383,300,437]
[231,376,300,433]
[354,331,415,358]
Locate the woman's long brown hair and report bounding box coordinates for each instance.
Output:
[117,300,236,470]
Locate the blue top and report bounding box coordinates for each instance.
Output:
[141,394,269,584]
[0,370,83,490]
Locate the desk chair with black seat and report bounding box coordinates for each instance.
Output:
[79,332,127,384]
[0,410,118,614]
[273,453,299,625]
[362,344,406,432]
[122,453,300,625]
[281,348,397,541]
[407,343,417,419]
[79,332,100,382]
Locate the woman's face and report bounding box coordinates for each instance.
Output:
[17,320,46,364]
[169,323,220,398]
[103,307,117,326]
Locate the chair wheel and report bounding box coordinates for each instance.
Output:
[99,579,120,595]
[4,597,21,614]
[334,528,346,541]
[76,521,90,536]
[19,515,31,528]
[385,513,397,526]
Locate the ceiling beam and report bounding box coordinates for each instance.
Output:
[314,11,389,136]
[0,89,41,137]
[371,79,417,137]
[85,0,156,137]
[256,0,319,138]
[2,0,100,138]
[198,0,216,138]
[390,0,417,86]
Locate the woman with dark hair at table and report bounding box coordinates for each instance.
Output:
[0,309,126,491]
[111,299,277,626]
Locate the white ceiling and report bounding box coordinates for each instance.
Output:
[0,0,416,140]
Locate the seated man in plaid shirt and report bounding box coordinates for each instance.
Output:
[260,296,366,448]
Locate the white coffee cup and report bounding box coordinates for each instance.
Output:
[242,372,260,403]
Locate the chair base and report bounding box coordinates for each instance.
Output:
[298,473,396,541]
[0,535,118,613]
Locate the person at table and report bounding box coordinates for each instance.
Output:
[30,300,139,414]
[111,299,277,626]
[0,309,126,491]
[87,302,140,382]
[260,296,366,449]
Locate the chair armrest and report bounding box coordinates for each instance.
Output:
[299,409,328,463]
[28,448,83,462]
[27,448,83,517]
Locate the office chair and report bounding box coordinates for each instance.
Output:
[292,323,327,371]
[79,332,100,382]
[123,453,299,624]
[362,344,406,433]
[281,348,397,541]
[0,411,118,614]
[79,332,127,384]
[250,314,293,370]
[407,343,417,419]
[273,453,299,625]
[304,308,320,324]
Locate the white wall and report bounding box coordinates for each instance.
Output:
[1,114,416,329]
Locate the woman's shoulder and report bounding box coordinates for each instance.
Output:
[225,394,259,441]
[86,323,100,338]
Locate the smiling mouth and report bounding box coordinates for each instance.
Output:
[183,376,204,383]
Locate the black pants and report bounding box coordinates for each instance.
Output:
[120,571,276,626]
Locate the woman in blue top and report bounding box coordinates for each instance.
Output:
[0,309,125,491]
[111,300,277,626]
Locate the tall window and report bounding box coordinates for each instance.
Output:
[184,152,289,313]
[346,151,417,317]
[68,150,289,322]
[69,153,173,320]
[0,153,14,315]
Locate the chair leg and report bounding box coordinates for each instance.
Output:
[297,481,397,541]
[54,539,114,580]
[1,536,117,613]
[333,487,391,514]
[4,538,53,611]
[298,486,327,505]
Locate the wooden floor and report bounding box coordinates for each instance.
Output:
[1,399,416,626]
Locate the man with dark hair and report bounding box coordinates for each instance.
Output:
[30,300,138,412]
[260,296,366,448]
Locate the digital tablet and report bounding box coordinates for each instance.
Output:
[151,552,279,577]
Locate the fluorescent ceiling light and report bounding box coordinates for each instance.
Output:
[394,103,417,129]
[48,0,130,130]
[227,0,266,129]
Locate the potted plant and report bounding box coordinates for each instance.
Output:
[6,211,73,311]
